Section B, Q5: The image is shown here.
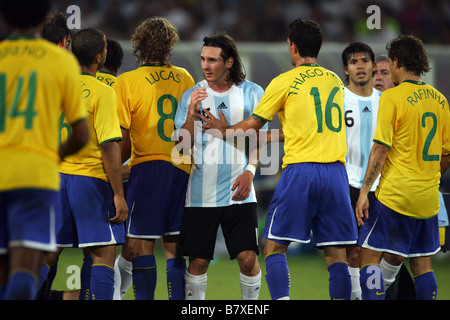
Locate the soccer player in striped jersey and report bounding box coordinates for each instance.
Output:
[341,42,380,300]
[201,19,358,300]
[355,34,450,300]
[174,32,264,300]
[114,17,194,300]
[0,0,88,300]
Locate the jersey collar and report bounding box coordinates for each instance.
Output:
[403,80,426,85]
[141,63,165,67]
[81,72,95,77]
[7,35,39,40]
[299,63,321,67]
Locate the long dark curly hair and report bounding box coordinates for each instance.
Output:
[131,16,179,66]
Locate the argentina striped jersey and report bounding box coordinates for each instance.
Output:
[174,79,266,207]
[344,87,381,191]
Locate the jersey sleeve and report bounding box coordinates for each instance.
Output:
[373,91,397,148]
[251,84,268,130]
[442,99,450,156]
[173,88,194,142]
[62,54,87,125]
[114,75,132,131]
[95,85,122,145]
[252,76,288,122]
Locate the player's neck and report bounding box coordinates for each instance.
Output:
[10,27,41,38]
[207,79,232,93]
[80,65,98,77]
[397,71,421,84]
[347,82,373,97]
[100,67,116,77]
[295,56,318,67]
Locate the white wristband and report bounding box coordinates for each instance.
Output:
[245,164,256,176]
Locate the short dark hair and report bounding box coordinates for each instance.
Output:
[386,34,430,76]
[288,19,322,58]
[203,32,246,85]
[104,39,123,73]
[72,28,105,67]
[41,10,70,45]
[341,42,375,68]
[0,0,50,30]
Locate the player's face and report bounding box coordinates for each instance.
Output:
[373,60,394,92]
[345,52,374,87]
[200,46,231,86]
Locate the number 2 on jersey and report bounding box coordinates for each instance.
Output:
[422,112,439,161]
[310,86,342,133]
[0,71,38,132]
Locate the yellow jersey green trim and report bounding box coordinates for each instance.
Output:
[373,139,391,149]
[252,113,271,123]
[99,137,122,145]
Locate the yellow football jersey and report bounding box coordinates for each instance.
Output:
[0,36,86,191]
[374,80,450,219]
[253,63,347,169]
[114,64,195,174]
[96,70,116,87]
[59,73,122,182]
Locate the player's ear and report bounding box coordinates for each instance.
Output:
[343,66,349,76]
[93,53,101,65]
[392,57,401,70]
[226,57,234,69]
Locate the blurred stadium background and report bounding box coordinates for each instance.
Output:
[2,0,449,298]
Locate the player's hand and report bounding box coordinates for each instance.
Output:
[188,87,207,119]
[111,194,128,224]
[355,194,369,227]
[231,170,254,201]
[198,109,228,138]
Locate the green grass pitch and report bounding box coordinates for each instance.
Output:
[51,246,450,300]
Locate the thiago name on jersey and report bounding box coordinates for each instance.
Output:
[289,67,341,95]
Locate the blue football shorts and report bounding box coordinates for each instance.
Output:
[58,174,126,248]
[357,197,440,257]
[0,189,60,254]
[126,160,189,239]
[263,162,358,247]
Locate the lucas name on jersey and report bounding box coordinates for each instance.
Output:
[145,69,182,85]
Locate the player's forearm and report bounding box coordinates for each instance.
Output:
[360,142,389,195]
[101,141,125,197]
[441,154,450,175]
[179,104,198,147]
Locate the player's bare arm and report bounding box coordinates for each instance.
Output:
[199,110,267,138]
[441,154,450,174]
[101,140,128,224]
[178,87,207,147]
[119,128,131,164]
[355,142,389,226]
